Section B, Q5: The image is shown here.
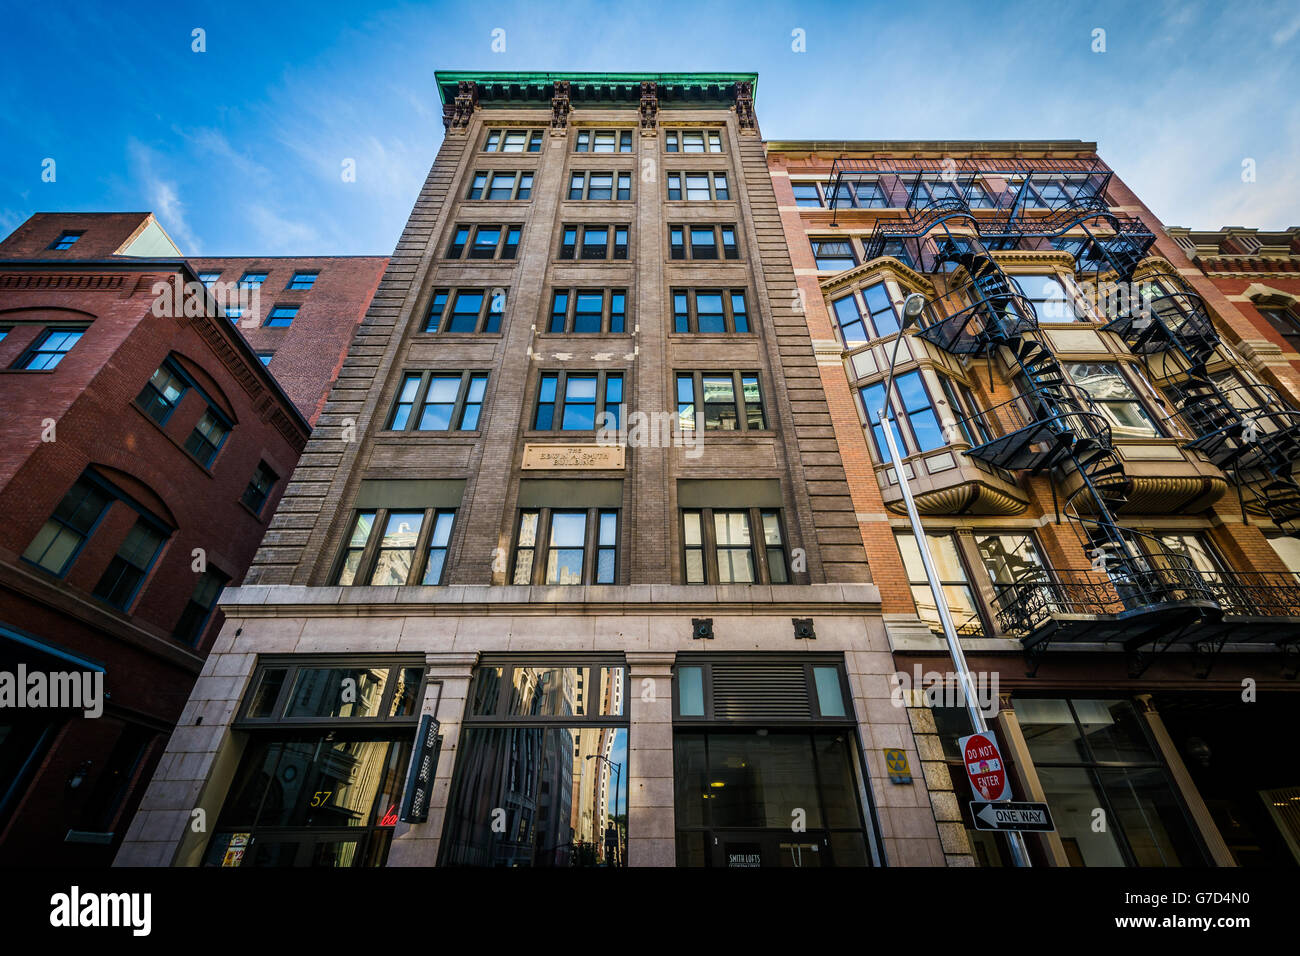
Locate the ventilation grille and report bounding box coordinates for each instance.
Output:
[711,664,811,720]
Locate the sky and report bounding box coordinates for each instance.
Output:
[1,0,1296,256]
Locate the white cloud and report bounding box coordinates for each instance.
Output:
[126,138,200,253]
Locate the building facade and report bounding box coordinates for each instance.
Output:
[115,73,969,869]
[0,213,385,865]
[770,142,1300,866]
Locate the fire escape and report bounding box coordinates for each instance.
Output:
[826,158,1300,675]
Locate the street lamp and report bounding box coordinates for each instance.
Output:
[877,292,1031,868]
[586,752,623,866]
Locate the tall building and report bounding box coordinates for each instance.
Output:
[770,141,1300,866]
[0,213,384,864]
[116,73,968,869]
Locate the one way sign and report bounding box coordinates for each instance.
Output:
[969,801,1056,832]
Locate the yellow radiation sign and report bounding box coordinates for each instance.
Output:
[883,748,912,784]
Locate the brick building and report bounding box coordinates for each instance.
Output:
[117,73,966,869]
[770,142,1300,865]
[0,213,384,864]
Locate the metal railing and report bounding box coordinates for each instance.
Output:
[991,552,1219,638]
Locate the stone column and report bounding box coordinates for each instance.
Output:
[995,694,1069,866]
[625,651,676,867]
[1134,694,1236,867]
[387,651,477,866]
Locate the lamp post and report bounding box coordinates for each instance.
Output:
[586,752,623,866]
[878,292,1031,868]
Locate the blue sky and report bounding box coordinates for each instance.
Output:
[2,0,1296,255]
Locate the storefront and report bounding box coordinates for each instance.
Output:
[671,654,878,867]
[202,656,424,867]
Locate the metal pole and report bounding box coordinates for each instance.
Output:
[878,334,1031,868]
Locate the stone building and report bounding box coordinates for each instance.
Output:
[115,73,963,868]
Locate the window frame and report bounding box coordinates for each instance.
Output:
[679,506,790,585]
[558,224,630,261]
[384,370,489,433]
[332,507,459,587]
[446,223,522,260]
[810,237,858,272]
[422,288,506,334]
[263,305,299,328]
[676,371,769,432]
[482,128,544,153]
[567,170,633,201]
[664,129,723,153]
[666,171,730,201]
[509,507,620,586]
[241,461,279,515]
[671,289,752,334]
[285,272,318,291]
[532,370,626,431]
[14,327,86,370]
[545,289,628,335]
[466,169,534,201]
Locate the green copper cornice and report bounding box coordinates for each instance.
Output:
[435,71,758,107]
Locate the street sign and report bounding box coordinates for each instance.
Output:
[969,801,1055,832]
[883,748,912,784]
[958,731,1010,802]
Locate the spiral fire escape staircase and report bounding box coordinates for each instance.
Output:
[838,163,1240,673]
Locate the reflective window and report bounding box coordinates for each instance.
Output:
[895,532,984,636]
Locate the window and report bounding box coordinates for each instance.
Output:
[443,658,627,866]
[21,477,112,575]
[792,182,823,207]
[859,369,942,458]
[1008,272,1080,322]
[467,170,533,200]
[680,508,789,584]
[1259,305,1300,343]
[446,224,521,260]
[974,531,1049,592]
[558,224,629,260]
[665,129,722,153]
[676,372,767,431]
[136,362,188,424]
[546,289,627,334]
[672,290,750,334]
[15,328,84,369]
[575,128,633,152]
[264,305,298,327]
[666,171,729,201]
[940,376,995,447]
[207,659,424,867]
[567,170,633,201]
[811,238,856,271]
[483,128,544,152]
[876,239,914,269]
[1014,698,1204,866]
[49,231,83,250]
[241,461,278,515]
[831,295,868,345]
[333,508,458,586]
[895,532,985,636]
[423,288,505,334]
[849,178,888,207]
[286,272,318,291]
[533,371,624,430]
[386,371,488,431]
[511,510,619,585]
[668,223,739,260]
[184,408,230,466]
[197,271,221,288]
[1064,362,1162,439]
[257,352,274,366]
[173,568,229,645]
[92,517,168,609]
[238,272,267,289]
[863,281,901,337]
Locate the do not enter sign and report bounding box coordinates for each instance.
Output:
[958,731,1011,802]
